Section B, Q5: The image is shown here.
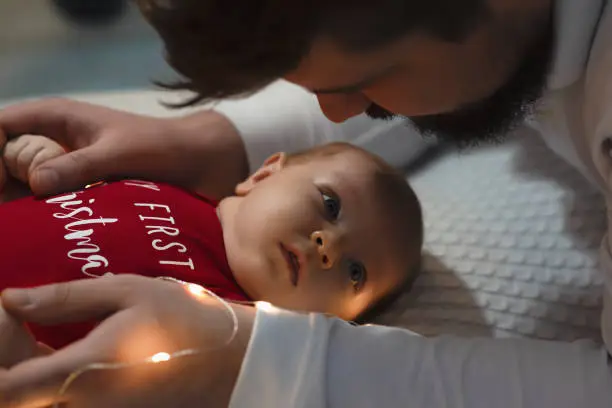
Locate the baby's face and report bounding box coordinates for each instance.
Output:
[219,149,415,320]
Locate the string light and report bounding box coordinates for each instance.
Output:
[84,181,105,189]
[150,352,171,363]
[53,276,246,408]
[157,277,240,346]
[186,283,207,298]
[255,301,274,313]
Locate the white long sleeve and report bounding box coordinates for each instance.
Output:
[230,306,612,408]
[213,80,433,171]
[579,4,612,353]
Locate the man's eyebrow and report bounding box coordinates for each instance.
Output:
[311,66,397,95]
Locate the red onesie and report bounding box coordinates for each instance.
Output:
[0,180,250,349]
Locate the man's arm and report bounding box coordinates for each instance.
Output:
[2,278,610,408]
[0,98,248,198]
[0,79,430,198]
[231,306,612,408]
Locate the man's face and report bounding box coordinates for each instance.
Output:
[286,2,554,147]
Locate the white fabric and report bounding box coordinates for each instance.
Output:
[231,306,612,408]
[546,0,605,91]
[375,130,604,342]
[213,81,434,171]
[229,1,612,407]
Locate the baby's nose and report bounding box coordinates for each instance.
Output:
[310,230,340,269]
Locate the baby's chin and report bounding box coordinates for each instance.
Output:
[216,196,239,228]
[225,253,262,300]
[337,308,363,322]
[285,299,361,322]
[226,243,288,303]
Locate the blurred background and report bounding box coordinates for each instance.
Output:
[0,0,175,102]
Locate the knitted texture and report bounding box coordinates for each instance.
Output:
[377,131,605,343]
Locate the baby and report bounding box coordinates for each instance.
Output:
[0,135,423,365]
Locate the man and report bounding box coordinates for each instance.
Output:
[1,0,612,406]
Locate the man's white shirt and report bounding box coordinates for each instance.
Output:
[214,1,612,406]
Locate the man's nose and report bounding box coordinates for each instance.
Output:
[310,230,341,269]
[316,93,371,123]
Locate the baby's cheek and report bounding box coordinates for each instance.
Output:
[309,291,355,319]
[343,291,379,321]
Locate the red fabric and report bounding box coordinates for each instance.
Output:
[0,180,249,349]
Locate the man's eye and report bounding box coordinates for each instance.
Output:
[321,192,341,219]
[349,261,367,291]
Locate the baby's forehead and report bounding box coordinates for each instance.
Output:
[328,148,379,168]
[316,150,381,185]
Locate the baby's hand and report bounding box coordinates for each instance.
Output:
[3,135,65,184]
[0,305,41,368]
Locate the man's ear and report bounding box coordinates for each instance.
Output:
[235,152,287,196]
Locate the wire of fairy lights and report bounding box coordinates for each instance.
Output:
[51,276,266,408]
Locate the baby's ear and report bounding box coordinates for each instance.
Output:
[235,152,287,196]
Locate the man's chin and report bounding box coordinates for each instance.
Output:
[407,117,515,149]
[365,103,525,148]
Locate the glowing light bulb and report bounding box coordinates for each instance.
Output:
[187,283,206,298]
[256,301,274,313]
[85,181,105,189]
[151,352,171,363]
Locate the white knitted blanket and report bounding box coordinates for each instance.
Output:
[376,130,606,343]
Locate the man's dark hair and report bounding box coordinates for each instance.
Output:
[137,0,488,106]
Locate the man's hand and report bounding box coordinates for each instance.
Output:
[0,306,42,369]
[0,98,248,198]
[0,275,255,408]
[3,135,66,185]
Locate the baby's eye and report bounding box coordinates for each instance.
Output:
[349,261,367,291]
[321,191,341,220]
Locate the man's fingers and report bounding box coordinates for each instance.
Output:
[0,162,7,195]
[0,122,6,146]
[0,276,136,325]
[0,310,159,408]
[27,140,66,178]
[0,99,79,144]
[36,343,54,357]
[0,330,115,408]
[28,144,112,196]
[3,136,66,183]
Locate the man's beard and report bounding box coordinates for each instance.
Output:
[366,19,554,149]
